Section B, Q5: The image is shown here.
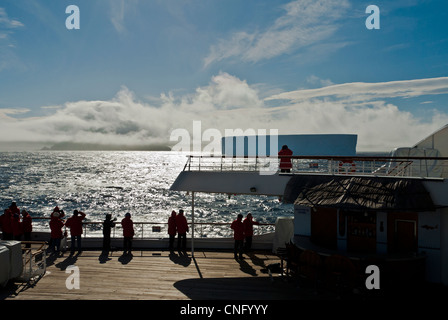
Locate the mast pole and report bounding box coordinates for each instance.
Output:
[191,191,195,257]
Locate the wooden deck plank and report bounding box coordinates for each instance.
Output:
[1,249,300,300]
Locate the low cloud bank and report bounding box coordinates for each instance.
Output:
[1,73,447,152]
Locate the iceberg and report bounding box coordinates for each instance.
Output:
[221,134,357,157]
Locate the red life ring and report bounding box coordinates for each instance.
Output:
[338,160,356,173]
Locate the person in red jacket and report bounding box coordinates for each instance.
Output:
[243,213,260,252]
[278,145,293,173]
[121,213,134,255]
[0,209,13,240]
[175,209,189,252]
[65,209,86,254]
[22,209,33,248]
[168,210,177,252]
[49,211,65,254]
[231,214,245,259]
[1,202,20,241]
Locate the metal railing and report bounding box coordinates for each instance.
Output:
[17,241,47,283]
[31,218,275,239]
[182,155,448,179]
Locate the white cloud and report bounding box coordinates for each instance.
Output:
[0,108,29,120]
[264,77,448,150]
[0,8,24,29]
[0,7,25,72]
[266,77,448,102]
[109,0,126,34]
[1,73,447,152]
[306,75,334,87]
[0,73,263,146]
[204,0,350,66]
[108,0,139,34]
[191,72,263,110]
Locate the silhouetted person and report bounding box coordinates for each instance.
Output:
[176,209,189,252]
[102,213,116,253]
[231,214,245,259]
[121,213,134,255]
[168,210,177,252]
[278,145,293,173]
[243,213,259,251]
[0,209,13,240]
[22,210,33,248]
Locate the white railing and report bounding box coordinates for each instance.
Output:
[31,219,275,239]
[99,221,274,239]
[18,242,47,283]
[182,155,448,178]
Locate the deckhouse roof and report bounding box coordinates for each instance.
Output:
[283,175,436,211]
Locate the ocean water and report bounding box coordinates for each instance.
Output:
[0,151,293,237]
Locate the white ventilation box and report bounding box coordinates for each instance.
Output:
[0,240,23,280]
[0,245,10,287]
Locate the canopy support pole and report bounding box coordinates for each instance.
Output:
[191,191,195,257]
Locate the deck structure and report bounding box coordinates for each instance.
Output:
[1,249,303,300]
[2,248,447,303]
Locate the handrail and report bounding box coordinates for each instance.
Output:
[186,154,448,160]
[30,218,275,239]
[22,241,46,265]
[182,154,448,178]
[19,241,47,283]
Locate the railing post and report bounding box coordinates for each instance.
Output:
[28,250,32,280]
[191,191,195,257]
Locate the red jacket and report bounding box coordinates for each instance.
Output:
[0,209,13,234]
[65,211,86,236]
[50,216,64,239]
[231,218,245,241]
[121,216,134,237]
[278,148,293,169]
[176,213,188,234]
[243,215,259,237]
[22,212,33,233]
[168,211,177,236]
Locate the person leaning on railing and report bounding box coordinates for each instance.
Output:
[243,213,259,252]
[278,145,293,173]
[102,214,116,254]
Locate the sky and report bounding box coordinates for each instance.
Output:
[0,0,447,152]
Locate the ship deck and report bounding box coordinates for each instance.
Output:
[1,249,305,301]
[1,248,447,318]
